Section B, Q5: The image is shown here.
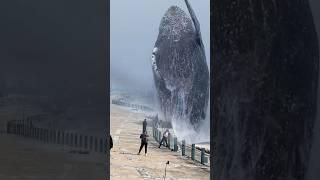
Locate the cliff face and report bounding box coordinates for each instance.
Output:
[212,1,319,179]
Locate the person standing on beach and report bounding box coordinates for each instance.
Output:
[110,135,113,150]
[138,131,149,155]
[159,129,170,148]
[142,119,147,133]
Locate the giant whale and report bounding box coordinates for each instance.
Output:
[151,0,209,132]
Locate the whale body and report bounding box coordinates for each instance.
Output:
[151,0,209,132]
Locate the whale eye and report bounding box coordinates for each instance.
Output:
[152,47,159,54]
[151,47,159,64]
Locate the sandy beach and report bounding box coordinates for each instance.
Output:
[110,104,210,180]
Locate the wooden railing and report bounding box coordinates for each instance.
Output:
[6,120,107,154]
[152,119,210,166]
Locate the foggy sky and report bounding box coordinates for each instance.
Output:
[110,0,210,93]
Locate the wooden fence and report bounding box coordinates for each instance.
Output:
[152,120,210,166]
[111,99,153,112]
[6,120,107,154]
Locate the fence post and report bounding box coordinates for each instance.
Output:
[42,128,45,141]
[16,122,19,135]
[57,131,61,144]
[79,134,83,148]
[30,126,33,137]
[45,129,49,143]
[49,129,52,143]
[33,127,36,138]
[52,129,57,144]
[21,122,24,136]
[40,128,42,141]
[27,121,31,137]
[21,120,23,136]
[28,125,31,137]
[100,138,103,153]
[13,122,16,134]
[26,122,29,137]
[39,128,42,141]
[33,126,36,138]
[167,133,171,149]
[13,122,18,134]
[24,122,26,136]
[90,136,93,150]
[74,133,78,147]
[42,128,44,141]
[24,121,27,136]
[158,131,161,142]
[191,144,195,161]
[66,132,69,145]
[53,130,57,143]
[157,129,160,142]
[94,137,98,152]
[42,129,46,142]
[61,131,65,145]
[28,123,31,137]
[70,133,74,147]
[46,129,49,143]
[182,140,185,156]
[201,148,205,165]
[37,128,40,140]
[18,122,21,135]
[25,123,28,137]
[174,137,178,152]
[6,122,10,134]
[84,135,88,149]
[17,121,19,135]
[37,128,41,140]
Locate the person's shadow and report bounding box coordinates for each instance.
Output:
[120,152,139,156]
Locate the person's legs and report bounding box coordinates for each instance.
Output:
[145,143,148,154]
[138,143,144,154]
[159,137,164,148]
[164,137,168,147]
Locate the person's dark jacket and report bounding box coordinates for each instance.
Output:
[110,135,113,149]
[140,133,149,143]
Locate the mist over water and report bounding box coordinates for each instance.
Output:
[111,0,210,143]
